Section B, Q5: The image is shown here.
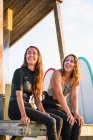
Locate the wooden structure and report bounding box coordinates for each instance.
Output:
[4,0,63,46]
[0,0,4,120]
[0,0,93,140]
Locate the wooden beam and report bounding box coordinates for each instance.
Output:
[0,0,4,121]
[81,124,93,136]
[53,1,66,65]
[3,7,13,87]
[4,84,11,120]
[0,0,3,94]
[0,1,4,136]
[0,120,47,137]
[6,8,13,31]
[0,120,93,138]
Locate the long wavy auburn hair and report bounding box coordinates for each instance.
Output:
[21,46,43,100]
[62,54,80,86]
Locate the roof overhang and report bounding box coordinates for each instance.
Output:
[4,0,63,46]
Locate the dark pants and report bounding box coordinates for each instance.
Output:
[8,100,63,140]
[45,108,81,140]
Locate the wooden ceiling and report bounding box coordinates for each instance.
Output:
[4,0,62,46]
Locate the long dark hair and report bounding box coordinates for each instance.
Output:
[62,54,80,86]
[21,46,43,99]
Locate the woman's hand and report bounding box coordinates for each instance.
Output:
[67,113,75,125]
[20,116,30,125]
[74,113,84,126]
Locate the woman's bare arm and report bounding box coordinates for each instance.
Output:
[16,90,30,125]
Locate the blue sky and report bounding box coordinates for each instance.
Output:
[8,0,93,83]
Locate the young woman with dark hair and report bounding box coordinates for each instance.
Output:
[8,46,62,140]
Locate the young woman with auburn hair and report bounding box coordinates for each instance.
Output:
[42,54,84,140]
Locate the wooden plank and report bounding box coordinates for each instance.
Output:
[4,84,11,120]
[10,1,53,46]
[80,137,93,140]
[4,0,31,15]
[81,124,93,136]
[0,120,93,137]
[53,1,66,65]
[13,0,41,27]
[0,120,47,137]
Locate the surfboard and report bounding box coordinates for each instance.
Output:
[78,57,93,123]
[44,68,55,92]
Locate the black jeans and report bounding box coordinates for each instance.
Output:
[45,108,81,140]
[8,100,63,140]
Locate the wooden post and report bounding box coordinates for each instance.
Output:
[0,0,3,94]
[53,0,66,66]
[0,3,6,140]
[3,8,13,140]
[3,8,13,84]
[3,8,13,119]
[0,0,4,121]
[4,84,11,120]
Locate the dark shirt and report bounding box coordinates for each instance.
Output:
[10,67,35,103]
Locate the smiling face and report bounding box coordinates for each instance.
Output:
[63,55,75,73]
[62,54,80,85]
[26,47,38,66]
[22,46,43,99]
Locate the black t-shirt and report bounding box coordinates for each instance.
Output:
[10,67,35,103]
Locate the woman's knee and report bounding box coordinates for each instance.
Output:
[50,117,56,126]
[47,117,57,132]
[62,120,73,135]
[74,121,82,131]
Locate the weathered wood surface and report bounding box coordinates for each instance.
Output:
[0,120,47,137]
[4,0,63,46]
[53,0,66,65]
[81,124,93,136]
[0,0,3,93]
[4,84,11,120]
[0,120,93,137]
